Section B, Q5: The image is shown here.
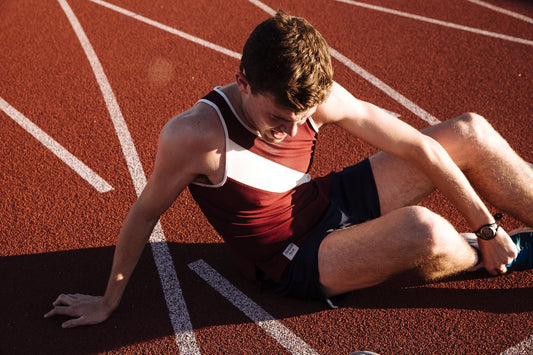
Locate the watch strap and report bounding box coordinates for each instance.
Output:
[474,213,503,239]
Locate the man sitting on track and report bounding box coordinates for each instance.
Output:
[45,11,533,327]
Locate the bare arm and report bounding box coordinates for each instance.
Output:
[45,108,220,327]
[314,83,517,273]
[43,190,173,328]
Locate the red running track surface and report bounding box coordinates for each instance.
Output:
[1,0,532,354]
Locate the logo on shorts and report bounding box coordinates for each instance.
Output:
[283,243,299,261]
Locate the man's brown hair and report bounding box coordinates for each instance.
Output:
[239,12,333,111]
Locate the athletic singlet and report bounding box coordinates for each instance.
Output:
[188,87,332,281]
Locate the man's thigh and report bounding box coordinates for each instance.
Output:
[369,151,435,215]
[317,205,473,296]
[369,117,467,215]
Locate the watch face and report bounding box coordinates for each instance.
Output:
[481,226,496,239]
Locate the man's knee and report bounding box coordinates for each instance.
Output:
[401,206,456,256]
[401,206,472,279]
[454,112,494,143]
[430,112,497,168]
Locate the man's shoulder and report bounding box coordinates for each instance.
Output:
[161,102,225,150]
[313,82,364,126]
[154,102,226,182]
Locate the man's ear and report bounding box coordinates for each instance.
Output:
[235,71,251,94]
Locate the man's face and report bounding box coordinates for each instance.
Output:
[241,91,317,144]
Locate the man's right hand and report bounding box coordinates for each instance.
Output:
[478,228,519,276]
[44,294,114,328]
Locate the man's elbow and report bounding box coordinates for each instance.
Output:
[410,135,449,167]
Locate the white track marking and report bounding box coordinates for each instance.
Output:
[188,259,319,355]
[467,0,533,24]
[0,97,113,193]
[248,0,276,15]
[337,1,533,351]
[500,333,533,355]
[249,0,275,15]
[90,0,241,60]
[58,0,144,195]
[329,48,438,124]
[150,227,199,355]
[247,0,433,124]
[94,0,406,125]
[57,2,533,354]
[335,0,533,47]
[236,2,533,353]
[58,1,199,353]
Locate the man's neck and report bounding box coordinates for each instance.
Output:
[221,83,259,134]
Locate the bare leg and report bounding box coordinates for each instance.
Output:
[318,113,532,296]
[318,206,477,296]
[375,113,533,224]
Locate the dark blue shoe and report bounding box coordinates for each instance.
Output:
[507,229,533,271]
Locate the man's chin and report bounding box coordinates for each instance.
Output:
[264,130,287,143]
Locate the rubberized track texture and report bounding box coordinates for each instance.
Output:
[1,0,532,354]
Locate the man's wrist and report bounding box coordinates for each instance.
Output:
[474,213,503,240]
[102,296,120,313]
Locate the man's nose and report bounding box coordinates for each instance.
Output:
[283,122,298,137]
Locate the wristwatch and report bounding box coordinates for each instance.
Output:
[474,213,503,240]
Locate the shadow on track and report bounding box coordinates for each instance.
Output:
[2,242,532,354]
[344,270,533,314]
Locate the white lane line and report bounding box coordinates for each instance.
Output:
[58,0,144,195]
[188,259,319,355]
[150,227,200,355]
[93,0,408,124]
[329,48,437,124]
[249,1,275,15]
[216,8,533,354]
[57,1,199,353]
[500,333,533,355]
[56,2,533,354]
[90,0,241,60]
[335,0,533,47]
[0,97,113,193]
[247,0,435,124]
[467,0,533,24]
[248,0,277,15]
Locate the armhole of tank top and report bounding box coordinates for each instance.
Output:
[190,99,228,188]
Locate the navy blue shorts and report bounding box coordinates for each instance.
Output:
[273,159,381,307]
